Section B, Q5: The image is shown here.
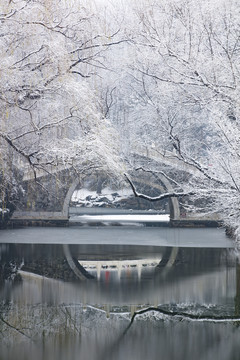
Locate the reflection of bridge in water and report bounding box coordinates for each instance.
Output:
[63,242,180,281]
[79,258,162,280]
[1,236,237,314]
[14,244,237,315]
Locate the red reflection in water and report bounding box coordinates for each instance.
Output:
[105,271,110,284]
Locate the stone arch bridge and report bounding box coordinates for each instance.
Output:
[10,147,219,227]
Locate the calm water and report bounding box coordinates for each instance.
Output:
[0,225,239,360]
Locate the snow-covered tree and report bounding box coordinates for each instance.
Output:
[117,0,240,238]
[0,0,127,213]
[2,0,240,239]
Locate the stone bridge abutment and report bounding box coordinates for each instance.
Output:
[11,169,80,225]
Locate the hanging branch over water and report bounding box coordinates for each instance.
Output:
[124,173,195,201]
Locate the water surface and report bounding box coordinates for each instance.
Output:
[0,226,239,360]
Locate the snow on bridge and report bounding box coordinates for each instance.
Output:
[10,144,219,225]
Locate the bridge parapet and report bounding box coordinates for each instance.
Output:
[131,144,199,175]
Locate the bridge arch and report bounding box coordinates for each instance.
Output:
[11,166,180,224]
[62,172,180,220]
[62,178,81,218]
[63,244,94,280]
[132,175,180,220]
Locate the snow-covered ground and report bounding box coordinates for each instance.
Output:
[71,187,133,208]
[70,186,168,224]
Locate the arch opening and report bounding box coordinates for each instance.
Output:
[63,172,180,222]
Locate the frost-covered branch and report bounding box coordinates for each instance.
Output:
[98,0,240,238]
[0,0,126,214]
[124,173,194,201]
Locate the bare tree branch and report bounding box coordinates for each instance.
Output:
[124,173,194,201]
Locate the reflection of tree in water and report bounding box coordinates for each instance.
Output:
[0,243,91,282]
[1,243,240,360]
[21,244,93,281]
[21,257,81,281]
[97,303,240,360]
[235,263,240,317]
[0,244,22,284]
